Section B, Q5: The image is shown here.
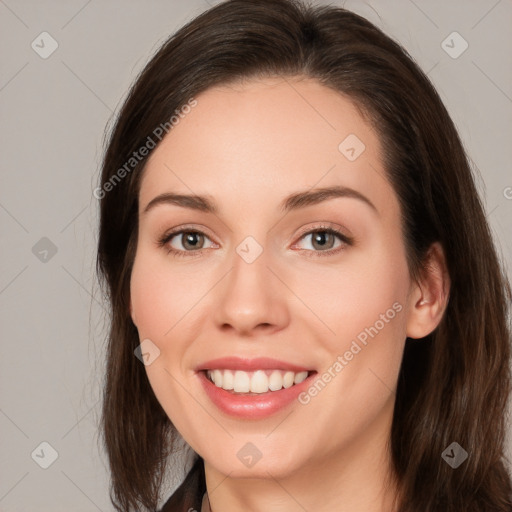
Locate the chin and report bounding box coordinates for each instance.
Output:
[202,441,310,480]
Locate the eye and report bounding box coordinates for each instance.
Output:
[157,228,216,257]
[292,224,354,257]
[157,223,354,258]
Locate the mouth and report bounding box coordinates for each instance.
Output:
[202,368,316,395]
[195,357,318,419]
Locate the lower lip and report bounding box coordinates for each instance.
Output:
[197,370,316,419]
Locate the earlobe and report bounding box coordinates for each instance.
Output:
[406,242,451,339]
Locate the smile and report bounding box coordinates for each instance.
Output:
[195,357,318,419]
[206,369,310,394]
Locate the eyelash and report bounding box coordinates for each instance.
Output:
[156,224,354,259]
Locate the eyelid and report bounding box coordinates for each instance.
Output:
[290,222,354,256]
[157,224,217,248]
[292,221,353,244]
[158,224,215,242]
[157,222,354,257]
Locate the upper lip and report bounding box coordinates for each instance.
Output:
[196,357,315,373]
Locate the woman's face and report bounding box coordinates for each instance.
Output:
[130,77,418,480]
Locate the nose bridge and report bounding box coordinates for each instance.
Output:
[212,232,288,334]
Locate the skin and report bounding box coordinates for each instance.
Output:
[129,76,450,512]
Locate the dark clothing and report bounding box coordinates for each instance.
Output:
[159,456,206,512]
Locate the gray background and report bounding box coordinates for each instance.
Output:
[1,0,511,510]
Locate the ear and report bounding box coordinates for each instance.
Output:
[406,242,451,339]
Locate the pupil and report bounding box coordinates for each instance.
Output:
[313,231,333,250]
[315,232,327,246]
[185,233,200,249]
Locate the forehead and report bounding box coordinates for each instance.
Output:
[139,76,394,219]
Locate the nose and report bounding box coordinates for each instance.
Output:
[212,244,290,337]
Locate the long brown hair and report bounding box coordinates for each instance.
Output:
[96,0,512,510]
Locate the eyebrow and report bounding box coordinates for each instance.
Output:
[142,185,378,216]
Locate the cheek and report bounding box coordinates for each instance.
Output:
[129,253,202,431]
[293,282,407,454]
[130,249,194,339]
[291,233,409,342]
[294,237,409,404]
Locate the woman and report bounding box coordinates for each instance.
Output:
[96,1,512,511]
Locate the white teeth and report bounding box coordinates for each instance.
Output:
[294,371,308,384]
[268,370,283,391]
[206,369,310,394]
[233,371,250,392]
[222,370,234,390]
[250,370,268,393]
[212,369,223,388]
[283,371,295,389]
